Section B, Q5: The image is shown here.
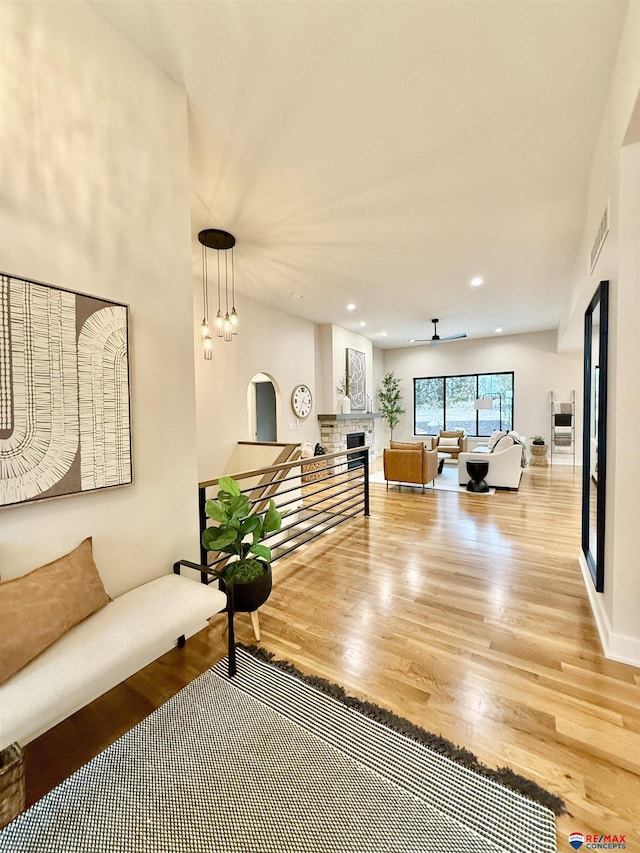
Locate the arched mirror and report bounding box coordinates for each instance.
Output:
[582,280,608,591]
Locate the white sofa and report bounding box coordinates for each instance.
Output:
[0,572,227,751]
[458,443,524,489]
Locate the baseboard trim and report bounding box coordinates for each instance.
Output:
[579,554,640,667]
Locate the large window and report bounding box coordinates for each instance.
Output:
[414,372,514,436]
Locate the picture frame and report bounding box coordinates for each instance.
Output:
[0,272,132,508]
[346,348,366,411]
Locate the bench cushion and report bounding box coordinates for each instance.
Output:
[0,538,110,686]
[0,574,226,750]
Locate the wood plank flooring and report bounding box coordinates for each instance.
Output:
[22,461,640,852]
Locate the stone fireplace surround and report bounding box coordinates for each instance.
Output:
[317,413,380,458]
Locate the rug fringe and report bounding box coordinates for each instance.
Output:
[238,644,566,816]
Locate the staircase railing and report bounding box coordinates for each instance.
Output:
[198,446,370,572]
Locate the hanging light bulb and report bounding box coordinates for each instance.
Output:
[198,228,237,348]
[203,330,213,360]
[199,244,212,360]
[223,251,232,341]
[230,248,239,334]
[215,251,224,337]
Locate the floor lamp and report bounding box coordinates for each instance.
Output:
[474,395,503,431]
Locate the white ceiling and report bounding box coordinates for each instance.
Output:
[92,0,628,348]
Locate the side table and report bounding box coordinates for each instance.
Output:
[466,460,490,493]
[529,444,548,467]
[437,452,452,474]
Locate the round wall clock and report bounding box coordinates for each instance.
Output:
[291,384,313,419]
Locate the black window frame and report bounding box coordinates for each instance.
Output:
[413,371,514,437]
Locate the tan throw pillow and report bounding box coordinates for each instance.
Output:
[390,441,424,451]
[0,538,111,685]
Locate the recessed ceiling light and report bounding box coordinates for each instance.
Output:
[495,326,503,333]
[409,338,416,343]
[359,321,366,327]
[346,303,356,311]
[470,277,484,287]
[380,332,387,338]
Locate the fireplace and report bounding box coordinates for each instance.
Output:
[346,431,366,470]
[316,413,379,470]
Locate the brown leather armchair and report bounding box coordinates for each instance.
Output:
[383,441,439,491]
[429,430,468,459]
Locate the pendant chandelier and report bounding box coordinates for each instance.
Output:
[197,228,238,358]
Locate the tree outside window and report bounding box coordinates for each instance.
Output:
[414,377,443,435]
[414,372,514,436]
[445,375,476,432]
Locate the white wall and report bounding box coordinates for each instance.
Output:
[612,139,640,659]
[560,1,640,665]
[0,2,199,596]
[316,324,334,415]
[381,331,582,448]
[194,292,319,479]
[315,324,375,415]
[372,345,386,456]
[194,317,381,475]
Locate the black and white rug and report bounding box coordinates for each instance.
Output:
[1,648,560,853]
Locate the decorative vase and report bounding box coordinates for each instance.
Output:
[341,396,351,414]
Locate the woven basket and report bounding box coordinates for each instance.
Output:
[529,443,548,467]
[301,458,325,483]
[0,743,25,829]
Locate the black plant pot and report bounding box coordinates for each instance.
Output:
[231,562,272,613]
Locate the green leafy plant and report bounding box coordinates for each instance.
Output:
[377,371,405,440]
[532,435,546,445]
[201,476,283,584]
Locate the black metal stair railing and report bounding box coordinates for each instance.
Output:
[197,446,370,575]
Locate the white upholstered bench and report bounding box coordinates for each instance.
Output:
[0,570,227,752]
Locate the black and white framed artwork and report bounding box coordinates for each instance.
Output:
[346,348,366,411]
[0,272,132,508]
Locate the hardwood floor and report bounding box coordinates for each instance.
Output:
[23,461,640,851]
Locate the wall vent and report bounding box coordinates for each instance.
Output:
[589,199,610,274]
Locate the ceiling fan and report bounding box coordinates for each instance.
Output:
[411,318,468,347]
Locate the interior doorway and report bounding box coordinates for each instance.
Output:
[249,373,278,442]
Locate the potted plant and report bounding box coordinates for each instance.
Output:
[377,371,405,441]
[532,435,546,445]
[201,476,283,612]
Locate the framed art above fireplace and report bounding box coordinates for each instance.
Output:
[346,348,366,411]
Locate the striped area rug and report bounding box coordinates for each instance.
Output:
[1,648,558,853]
